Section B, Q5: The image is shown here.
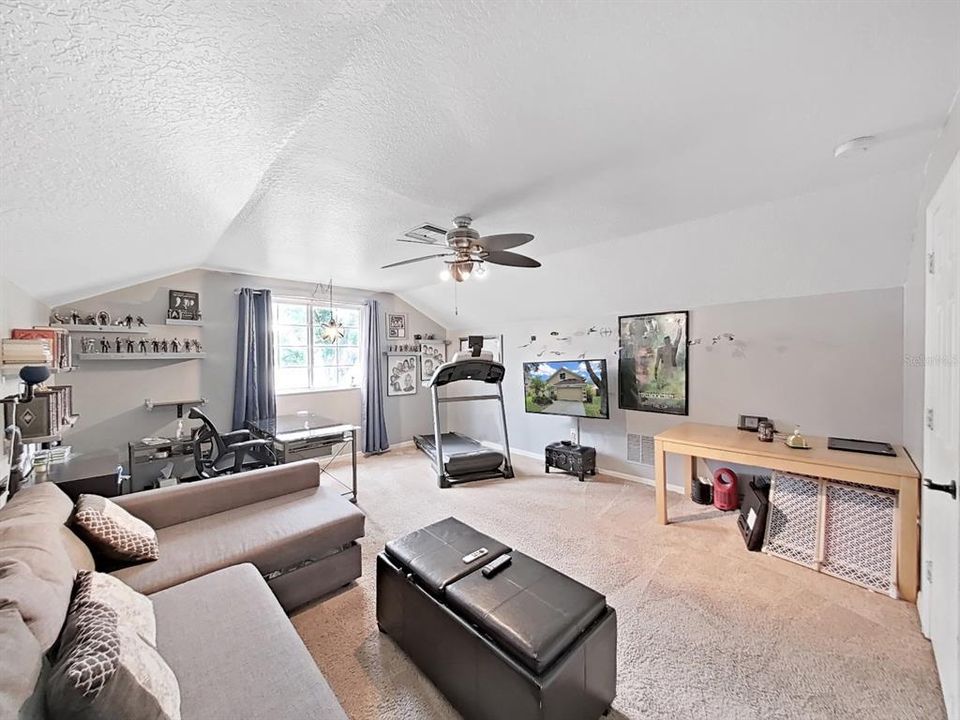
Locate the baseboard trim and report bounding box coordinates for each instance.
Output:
[483,441,685,495]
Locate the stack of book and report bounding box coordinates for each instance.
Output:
[1,338,53,366]
[10,327,72,369]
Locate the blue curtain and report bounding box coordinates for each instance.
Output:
[233,289,276,430]
[360,299,389,453]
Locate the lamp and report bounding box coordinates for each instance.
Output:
[19,365,50,402]
[318,278,344,343]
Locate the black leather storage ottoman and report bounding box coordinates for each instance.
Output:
[376,518,617,720]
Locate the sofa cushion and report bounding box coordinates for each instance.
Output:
[47,601,180,720]
[0,483,95,572]
[111,485,364,595]
[72,570,156,646]
[72,495,159,563]
[0,526,76,651]
[0,604,46,720]
[150,563,347,720]
[113,460,321,529]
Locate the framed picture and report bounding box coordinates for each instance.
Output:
[168,290,200,320]
[387,353,418,396]
[618,311,688,415]
[458,335,503,363]
[386,313,407,340]
[420,340,446,382]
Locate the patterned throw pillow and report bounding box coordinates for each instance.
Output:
[71,495,159,563]
[47,601,180,720]
[72,570,156,647]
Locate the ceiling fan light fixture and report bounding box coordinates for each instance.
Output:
[474,263,487,279]
[439,267,451,282]
[451,260,474,282]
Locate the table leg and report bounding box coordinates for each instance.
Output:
[351,429,358,503]
[655,439,668,525]
[681,454,694,498]
[897,476,919,602]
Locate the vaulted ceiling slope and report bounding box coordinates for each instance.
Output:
[2,1,958,326]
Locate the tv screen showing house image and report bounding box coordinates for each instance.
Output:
[522,359,610,419]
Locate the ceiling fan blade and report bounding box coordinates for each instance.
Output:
[477,233,534,251]
[481,250,541,268]
[381,253,453,269]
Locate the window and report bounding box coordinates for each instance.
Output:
[273,299,362,392]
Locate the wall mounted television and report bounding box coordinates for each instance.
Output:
[522,359,609,419]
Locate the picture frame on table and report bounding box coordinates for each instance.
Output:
[386,313,407,340]
[618,310,688,415]
[387,353,418,396]
[420,340,446,382]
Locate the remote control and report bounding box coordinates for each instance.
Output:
[462,547,488,564]
[482,554,512,578]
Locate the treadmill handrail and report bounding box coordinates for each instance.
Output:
[429,359,505,388]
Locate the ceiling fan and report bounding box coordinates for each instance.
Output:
[381,216,541,282]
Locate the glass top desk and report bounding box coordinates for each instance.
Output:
[247,413,358,502]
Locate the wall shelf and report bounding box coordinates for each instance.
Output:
[165,319,203,327]
[75,353,206,361]
[64,326,149,335]
[144,398,206,411]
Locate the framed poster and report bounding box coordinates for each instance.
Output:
[168,290,200,320]
[386,313,407,340]
[458,335,503,363]
[387,353,418,396]
[420,340,446,382]
[618,311,688,415]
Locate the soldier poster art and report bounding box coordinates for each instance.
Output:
[618,311,688,415]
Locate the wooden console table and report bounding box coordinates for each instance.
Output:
[654,423,921,601]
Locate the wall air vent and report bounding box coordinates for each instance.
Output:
[401,223,449,246]
[626,433,655,465]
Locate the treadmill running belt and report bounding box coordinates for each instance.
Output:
[416,433,505,476]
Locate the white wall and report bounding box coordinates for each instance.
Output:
[902,93,960,471]
[53,269,445,462]
[0,277,51,398]
[448,288,904,486]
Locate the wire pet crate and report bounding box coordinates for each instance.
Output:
[762,471,822,568]
[821,481,898,598]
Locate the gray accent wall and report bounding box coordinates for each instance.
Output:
[52,269,445,459]
[447,287,904,486]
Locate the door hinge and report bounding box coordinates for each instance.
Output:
[926,408,934,431]
[927,251,935,274]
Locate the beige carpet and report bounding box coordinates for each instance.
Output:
[291,447,944,720]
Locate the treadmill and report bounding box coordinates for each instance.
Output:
[414,337,515,488]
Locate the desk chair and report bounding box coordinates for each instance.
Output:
[188,408,277,478]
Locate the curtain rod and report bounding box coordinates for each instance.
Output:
[233,288,367,304]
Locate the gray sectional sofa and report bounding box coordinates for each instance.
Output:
[0,459,364,719]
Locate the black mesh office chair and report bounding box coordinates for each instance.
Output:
[188,408,278,478]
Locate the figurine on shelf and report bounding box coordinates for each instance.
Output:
[84,314,98,326]
[97,311,111,326]
[123,314,134,328]
[170,338,181,353]
[50,310,68,324]
[191,339,202,353]
[136,316,147,327]
[115,337,123,354]
[126,338,136,353]
[99,336,110,353]
[160,339,168,353]
[151,339,160,353]
[138,338,148,353]
[70,309,83,325]
[81,337,94,353]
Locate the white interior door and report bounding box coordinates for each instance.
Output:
[922,150,960,720]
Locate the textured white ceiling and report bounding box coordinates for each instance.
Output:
[2,0,959,325]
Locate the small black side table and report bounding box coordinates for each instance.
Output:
[545,441,597,482]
